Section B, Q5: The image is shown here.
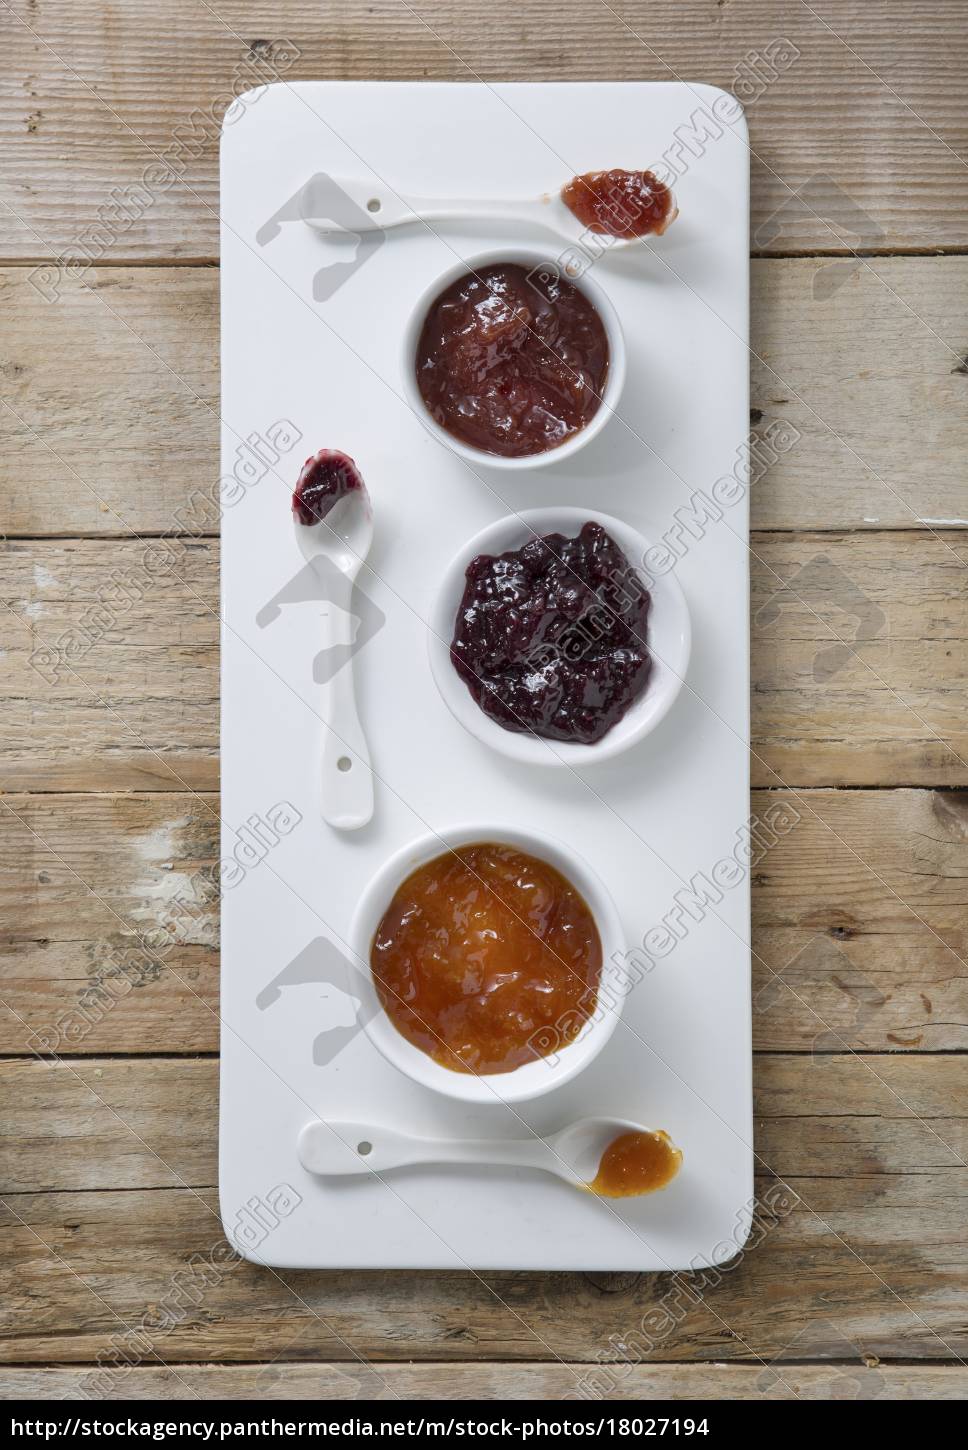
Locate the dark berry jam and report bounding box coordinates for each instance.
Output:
[450,522,651,745]
[292,449,364,525]
[415,262,609,458]
[561,170,677,238]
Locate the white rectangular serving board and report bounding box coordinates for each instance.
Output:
[219,81,752,1270]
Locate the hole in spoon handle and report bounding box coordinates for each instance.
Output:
[320,663,373,831]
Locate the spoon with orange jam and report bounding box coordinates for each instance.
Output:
[298,1116,682,1199]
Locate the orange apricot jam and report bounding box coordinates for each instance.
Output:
[587,1130,682,1198]
[370,843,603,1075]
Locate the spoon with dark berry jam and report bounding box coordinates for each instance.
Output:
[292,449,374,831]
[300,169,676,247]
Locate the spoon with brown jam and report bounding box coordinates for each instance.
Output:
[300,169,677,248]
[298,1116,682,1199]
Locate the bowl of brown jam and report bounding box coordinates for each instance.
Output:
[428,506,691,767]
[402,249,626,469]
[350,824,627,1103]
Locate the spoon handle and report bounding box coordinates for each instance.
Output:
[298,1120,555,1178]
[375,196,549,230]
[300,175,553,236]
[321,656,373,830]
[317,569,373,831]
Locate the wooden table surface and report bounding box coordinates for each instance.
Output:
[1,0,967,1403]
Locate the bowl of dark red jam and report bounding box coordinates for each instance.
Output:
[428,507,691,767]
[349,821,627,1103]
[402,248,626,470]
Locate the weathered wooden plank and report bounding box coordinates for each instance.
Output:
[0,1056,966,1363]
[753,787,968,1052]
[0,268,219,539]
[2,1362,965,1400]
[3,261,968,536]
[1,1058,217,1194]
[2,2,967,258]
[4,1055,967,1194]
[750,258,968,531]
[1,789,966,1055]
[750,530,968,788]
[0,793,219,1056]
[0,536,220,791]
[1,530,966,792]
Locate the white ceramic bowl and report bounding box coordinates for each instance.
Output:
[400,248,627,471]
[428,507,691,767]
[349,823,627,1104]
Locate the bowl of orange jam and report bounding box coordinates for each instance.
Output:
[350,824,627,1103]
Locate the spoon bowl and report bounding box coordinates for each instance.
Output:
[296,489,374,575]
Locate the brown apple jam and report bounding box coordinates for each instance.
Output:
[414,262,609,458]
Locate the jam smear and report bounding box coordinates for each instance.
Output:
[292,449,364,525]
[371,843,602,1075]
[587,1130,682,1198]
[415,262,609,458]
[450,522,651,745]
[561,170,677,238]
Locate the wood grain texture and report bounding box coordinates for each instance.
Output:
[752,786,968,1051]
[750,530,968,787]
[5,1055,968,1192]
[0,793,219,1056]
[1,788,966,1056]
[750,258,968,531]
[0,267,219,539]
[1,530,965,792]
[0,536,220,792]
[3,261,968,536]
[1,1055,966,1363]
[2,1362,966,1401]
[1,2,967,258]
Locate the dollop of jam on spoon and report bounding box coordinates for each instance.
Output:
[587,1129,682,1198]
[561,169,678,238]
[292,449,366,525]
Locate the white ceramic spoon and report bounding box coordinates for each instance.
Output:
[297,1116,681,1195]
[299,175,677,251]
[294,482,374,832]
